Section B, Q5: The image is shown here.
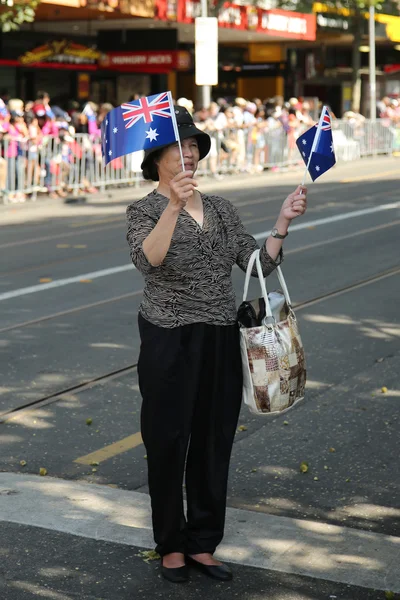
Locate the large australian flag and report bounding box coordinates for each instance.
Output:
[296,106,336,181]
[101,91,178,165]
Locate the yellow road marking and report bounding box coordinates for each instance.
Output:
[73,244,87,249]
[74,432,143,465]
[341,169,400,183]
[39,278,52,283]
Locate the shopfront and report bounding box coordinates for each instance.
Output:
[0,31,191,106]
[97,49,192,104]
[292,3,400,115]
[0,34,99,103]
[169,1,317,101]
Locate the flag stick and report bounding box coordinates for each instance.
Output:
[168,91,185,172]
[300,107,327,186]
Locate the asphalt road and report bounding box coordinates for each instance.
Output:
[0,156,399,599]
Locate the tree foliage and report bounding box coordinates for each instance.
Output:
[0,0,40,33]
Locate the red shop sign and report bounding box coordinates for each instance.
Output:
[172,0,316,40]
[257,8,316,41]
[99,51,177,73]
[384,64,400,74]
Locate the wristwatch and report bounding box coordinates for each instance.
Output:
[270,227,288,239]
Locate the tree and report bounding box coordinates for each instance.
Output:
[273,0,400,112]
[0,0,40,33]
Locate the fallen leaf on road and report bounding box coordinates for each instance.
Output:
[90,461,99,466]
[283,421,289,426]
[385,592,394,599]
[299,461,309,473]
[381,386,388,393]
[20,460,27,467]
[86,418,92,426]
[136,550,160,564]
[313,477,319,481]
[237,425,248,431]
[39,468,47,476]
[329,447,336,453]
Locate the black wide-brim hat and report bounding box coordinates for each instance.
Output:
[141,105,211,172]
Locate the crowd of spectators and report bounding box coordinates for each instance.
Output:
[0,89,399,201]
[0,89,116,201]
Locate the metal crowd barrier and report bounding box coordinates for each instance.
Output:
[0,134,142,204]
[0,119,398,203]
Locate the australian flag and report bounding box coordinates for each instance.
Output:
[101,91,178,165]
[296,106,336,181]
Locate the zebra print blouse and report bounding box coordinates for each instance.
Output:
[126,190,283,329]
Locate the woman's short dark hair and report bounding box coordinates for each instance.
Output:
[142,149,163,181]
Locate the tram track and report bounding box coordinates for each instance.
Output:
[1,263,399,423]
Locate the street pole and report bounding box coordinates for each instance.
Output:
[369,3,376,122]
[200,0,211,109]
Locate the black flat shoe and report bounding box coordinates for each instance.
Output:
[161,564,189,583]
[186,555,233,581]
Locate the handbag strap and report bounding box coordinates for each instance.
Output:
[276,266,292,307]
[242,249,293,320]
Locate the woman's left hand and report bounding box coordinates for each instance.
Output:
[280,185,308,221]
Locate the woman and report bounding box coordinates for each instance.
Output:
[126,106,307,584]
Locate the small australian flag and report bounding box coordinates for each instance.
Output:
[296,106,336,181]
[101,91,178,165]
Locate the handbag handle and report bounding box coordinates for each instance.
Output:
[242,249,293,320]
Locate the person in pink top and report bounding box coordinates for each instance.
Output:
[34,105,59,137]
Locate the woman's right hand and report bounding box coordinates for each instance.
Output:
[169,170,198,210]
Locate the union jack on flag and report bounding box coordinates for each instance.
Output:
[101,91,178,165]
[121,93,172,129]
[321,110,332,131]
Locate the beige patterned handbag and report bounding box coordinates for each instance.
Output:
[238,249,306,415]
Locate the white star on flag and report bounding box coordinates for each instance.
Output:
[113,127,118,134]
[330,143,334,153]
[108,150,112,157]
[106,119,108,126]
[145,127,159,142]
[315,165,320,171]
[302,151,306,157]
[302,139,307,145]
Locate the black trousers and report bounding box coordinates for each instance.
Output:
[137,313,243,557]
